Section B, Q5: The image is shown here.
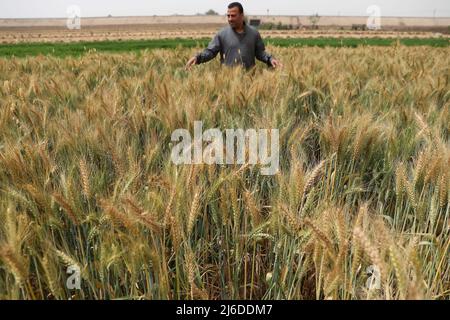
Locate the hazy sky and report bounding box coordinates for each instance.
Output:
[1,0,449,18]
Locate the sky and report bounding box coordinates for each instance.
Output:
[1,0,449,19]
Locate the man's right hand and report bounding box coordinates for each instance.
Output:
[185,56,197,70]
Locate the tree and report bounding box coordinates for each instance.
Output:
[205,9,219,16]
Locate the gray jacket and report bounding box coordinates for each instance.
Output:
[195,24,273,69]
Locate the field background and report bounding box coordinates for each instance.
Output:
[0,16,449,300]
[1,15,450,44]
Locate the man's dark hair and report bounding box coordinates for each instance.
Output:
[228,2,244,14]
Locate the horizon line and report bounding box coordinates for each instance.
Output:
[1,14,450,20]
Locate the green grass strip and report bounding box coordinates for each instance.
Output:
[0,37,448,58]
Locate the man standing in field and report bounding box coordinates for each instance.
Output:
[186,2,282,70]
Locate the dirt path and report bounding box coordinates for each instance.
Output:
[1,26,448,44]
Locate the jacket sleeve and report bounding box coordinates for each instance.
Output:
[255,31,273,67]
[196,33,221,64]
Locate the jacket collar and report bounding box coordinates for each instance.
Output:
[231,22,247,34]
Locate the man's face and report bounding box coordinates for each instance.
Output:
[227,7,244,29]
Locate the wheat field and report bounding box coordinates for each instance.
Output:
[0,45,449,300]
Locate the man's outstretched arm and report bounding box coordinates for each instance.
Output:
[186,34,221,69]
[255,32,282,68]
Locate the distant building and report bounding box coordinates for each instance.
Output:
[249,19,261,27]
[352,24,368,31]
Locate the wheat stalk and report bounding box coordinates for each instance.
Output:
[52,193,79,225]
[79,157,90,199]
[302,159,326,198]
[0,244,28,286]
[280,204,302,233]
[244,190,261,227]
[395,162,407,198]
[187,190,201,235]
[353,227,384,282]
[123,196,162,234]
[99,198,134,229]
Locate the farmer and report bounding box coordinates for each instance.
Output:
[185,2,282,70]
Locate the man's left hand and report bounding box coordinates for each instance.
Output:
[270,58,283,69]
